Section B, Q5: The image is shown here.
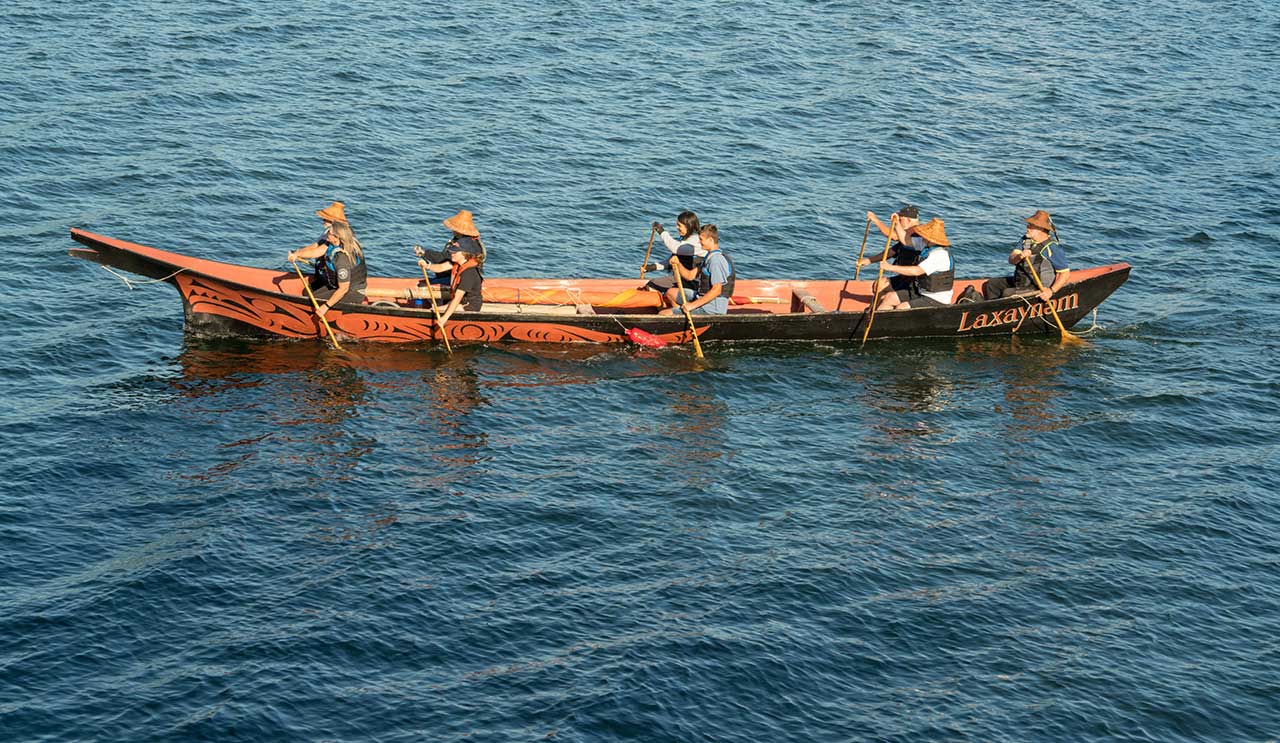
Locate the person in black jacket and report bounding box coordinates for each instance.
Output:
[436,242,484,330]
[417,209,485,288]
[287,200,368,320]
[859,204,924,294]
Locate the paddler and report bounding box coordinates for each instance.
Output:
[859,204,924,296]
[644,211,705,298]
[286,200,368,319]
[416,209,485,289]
[436,241,485,330]
[874,217,955,310]
[981,209,1070,301]
[660,224,734,315]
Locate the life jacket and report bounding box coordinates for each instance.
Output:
[315,242,367,295]
[697,250,735,297]
[891,237,924,266]
[449,258,482,290]
[915,247,954,294]
[1013,237,1058,289]
[450,259,484,311]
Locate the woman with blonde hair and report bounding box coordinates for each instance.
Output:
[287,200,368,319]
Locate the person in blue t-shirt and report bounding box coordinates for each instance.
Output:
[982,209,1070,301]
[660,224,735,315]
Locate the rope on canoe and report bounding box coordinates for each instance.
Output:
[1077,308,1102,336]
[98,264,187,290]
[1012,294,1103,337]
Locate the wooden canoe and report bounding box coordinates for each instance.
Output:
[69,228,1130,345]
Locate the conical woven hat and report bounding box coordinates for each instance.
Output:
[315,201,347,224]
[442,209,480,237]
[907,217,949,247]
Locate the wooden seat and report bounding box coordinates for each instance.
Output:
[792,289,826,313]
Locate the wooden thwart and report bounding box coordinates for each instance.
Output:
[792,289,826,313]
[365,286,444,301]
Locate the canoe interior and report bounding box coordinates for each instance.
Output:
[69,227,1122,316]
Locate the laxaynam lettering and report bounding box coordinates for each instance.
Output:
[957,293,1079,333]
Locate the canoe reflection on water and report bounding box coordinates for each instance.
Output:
[840,337,1086,468]
[988,336,1084,442]
[170,335,1085,480]
[173,338,716,403]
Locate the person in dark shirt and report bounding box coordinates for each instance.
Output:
[981,209,1070,301]
[286,201,368,320]
[417,209,486,288]
[859,204,925,294]
[436,242,484,331]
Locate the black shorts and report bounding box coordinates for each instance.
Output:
[981,276,1037,300]
[891,288,947,308]
[645,275,677,293]
[309,273,366,304]
[888,273,913,292]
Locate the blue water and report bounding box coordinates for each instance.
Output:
[4,1,1280,740]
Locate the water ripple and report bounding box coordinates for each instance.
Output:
[3,0,1280,740]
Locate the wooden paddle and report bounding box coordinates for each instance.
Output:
[639,224,658,279]
[1022,254,1085,346]
[672,258,705,359]
[415,245,452,354]
[290,259,341,350]
[854,216,871,280]
[861,214,898,345]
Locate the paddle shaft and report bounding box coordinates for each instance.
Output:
[854,217,871,281]
[861,214,898,344]
[1022,251,1083,345]
[672,259,705,359]
[639,225,657,279]
[418,253,453,354]
[291,259,342,350]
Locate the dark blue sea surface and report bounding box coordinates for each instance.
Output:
[4,1,1280,741]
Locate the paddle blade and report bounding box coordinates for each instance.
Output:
[625,327,668,348]
[1060,331,1088,346]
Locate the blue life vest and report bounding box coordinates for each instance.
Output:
[697,250,736,297]
[316,241,367,290]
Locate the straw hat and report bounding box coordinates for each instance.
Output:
[1024,209,1053,232]
[315,201,347,224]
[442,209,480,237]
[907,217,950,247]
